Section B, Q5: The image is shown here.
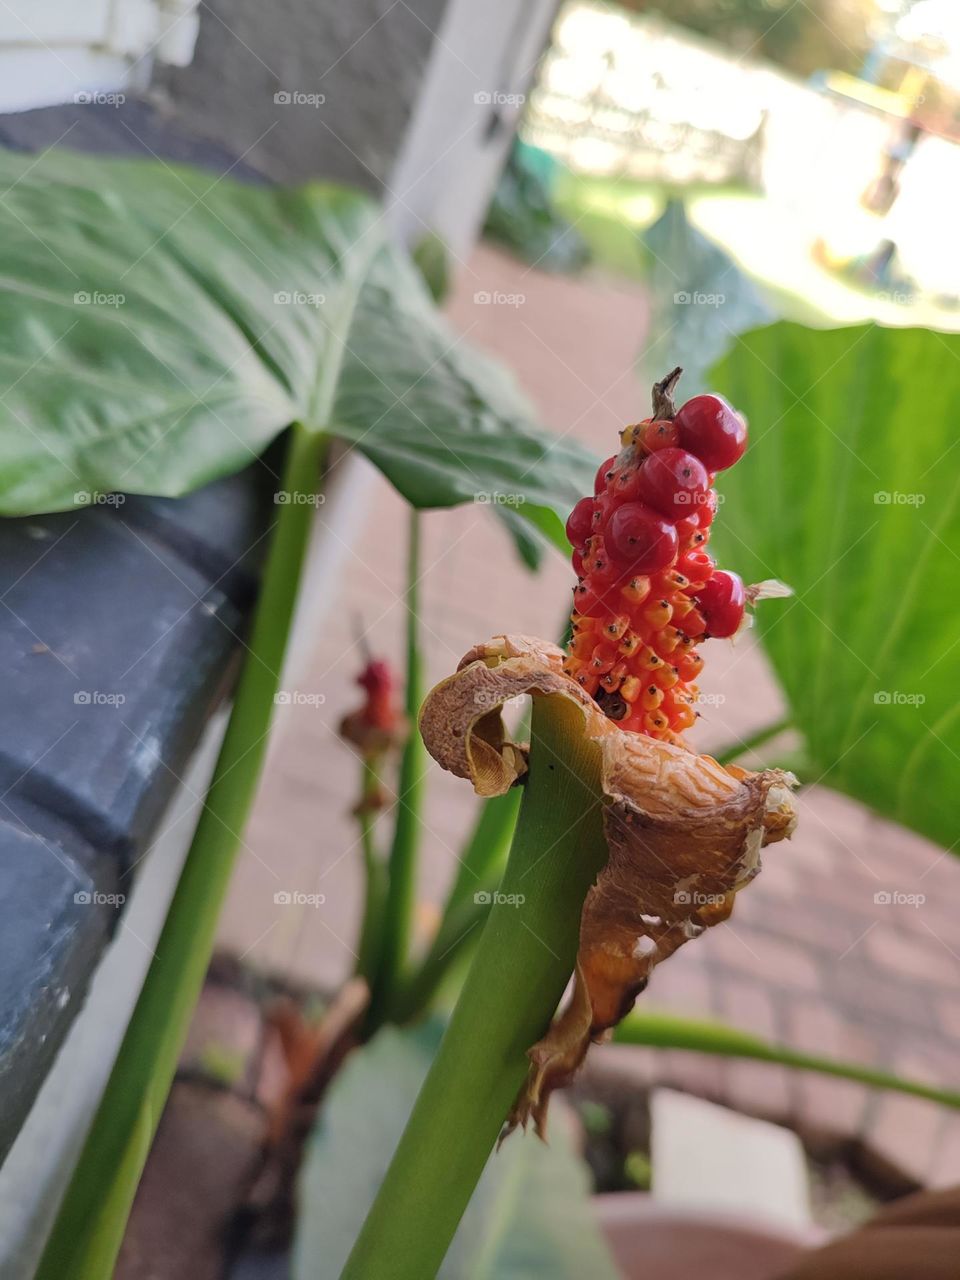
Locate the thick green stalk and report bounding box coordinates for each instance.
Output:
[366,509,426,1027]
[614,1009,960,1108]
[341,695,609,1280]
[394,788,522,1021]
[36,423,326,1280]
[355,758,388,985]
[713,716,792,766]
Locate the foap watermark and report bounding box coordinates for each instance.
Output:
[873,690,925,706]
[474,690,524,710]
[674,889,726,906]
[274,290,325,307]
[474,491,525,506]
[74,889,125,906]
[695,692,726,707]
[74,90,125,108]
[473,290,525,308]
[473,90,525,107]
[74,690,126,707]
[74,290,125,308]
[874,890,925,908]
[876,289,919,306]
[874,490,925,506]
[274,890,326,906]
[274,489,325,506]
[73,490,125,507]
[674,291,725,308]
[673,489,725,509]
[274,690,326,707]
[474,890,525,907]
[274,90,326,107]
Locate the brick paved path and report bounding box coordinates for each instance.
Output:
[218,244,960,1191]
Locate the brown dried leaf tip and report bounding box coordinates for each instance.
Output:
[419,634,797,1140]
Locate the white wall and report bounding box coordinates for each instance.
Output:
[0,0,200,113]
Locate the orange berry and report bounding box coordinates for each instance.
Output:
[621,575,651,604]
[643,598,673,630]
[640,683,664,711]
[621,675,641,703]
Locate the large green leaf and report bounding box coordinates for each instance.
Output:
[710,321,960,850]
[639,198,774,393]
[292,1023,618,1280]
[0,147,594,549]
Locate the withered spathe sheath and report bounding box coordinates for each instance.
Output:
[419,634,797,1138]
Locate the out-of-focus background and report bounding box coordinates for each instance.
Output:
[2,2,960,1277]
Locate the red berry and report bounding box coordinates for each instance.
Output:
[698,489,719,528]
[607,502,678,573]
[639,418,680,452]
[565,496,595,549]
[594,455,617,494]
[675,394,747,472]
[572,548,584,576]
[695,570,745,638]
[637,448,709,520]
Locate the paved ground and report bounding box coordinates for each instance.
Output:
[215,242,960,1191]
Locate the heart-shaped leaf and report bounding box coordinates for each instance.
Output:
[710,321,960,852]
[0,147,594,554]
[292,1022,618,1279]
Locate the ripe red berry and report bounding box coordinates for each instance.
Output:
[695,570,745,638]
[565,496,595,550]
[639,418,680,452]
[637,447,709,520]
[607,502,678,573]
[594,455,617,494]
[675,394,747,472]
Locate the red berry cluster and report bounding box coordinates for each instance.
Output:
[563,369,748,742]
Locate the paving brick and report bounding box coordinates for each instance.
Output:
[701,924,822,992]
[927,1118,960,1189]
[863,1054,947,1188]
[644,956,714,1017]
[716,977,793,1120]
[787,1001,878,1151]
[866,923,960,988]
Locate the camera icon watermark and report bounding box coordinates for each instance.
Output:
[473,491,526,506]
[274,690,326,707]
[673,888,725,906]
[273,290,325,307]
[74,889,126,906]
[473,90,525,107]
[73,290,125,308]
[874,890,925,908]
[474,890,525,907]
[74,90,125,107]
[73,490,125,507]
[274,489,325,506]
[873,690,925,706]
[74,690,126,707]
[874,491,925,506]
[274,90,325,107]
[674,291,725,308]
[274,889,326,906]
[473,290,525,308]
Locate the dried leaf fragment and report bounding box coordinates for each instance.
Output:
[419,634,797,1138]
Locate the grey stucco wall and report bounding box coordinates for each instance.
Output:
[153,0,449,190]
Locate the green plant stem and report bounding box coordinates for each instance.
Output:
[394,788,522,1021]
[341,695,609,1280]
[712,717,792,766]
[355,757,388,985]
[36,423,326,1280]
[366,509,426,1028]
[614,1009,960,1109]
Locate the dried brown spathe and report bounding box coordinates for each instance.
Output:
[419,635,797,1137]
